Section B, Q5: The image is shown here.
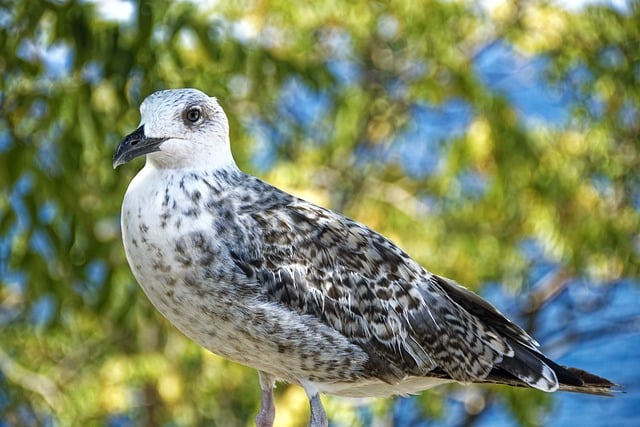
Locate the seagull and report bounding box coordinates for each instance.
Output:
[114,88,615,427]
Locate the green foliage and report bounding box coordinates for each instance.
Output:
[1,0,637,425]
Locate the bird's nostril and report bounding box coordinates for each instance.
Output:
[131,139,139,146]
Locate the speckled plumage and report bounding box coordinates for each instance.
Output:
[114,88,615,427]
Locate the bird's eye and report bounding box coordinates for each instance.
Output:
[185,107,201,123]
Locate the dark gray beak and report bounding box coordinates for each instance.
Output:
[113,126,168,168]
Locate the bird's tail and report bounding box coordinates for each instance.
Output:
[479,359,618,396]
[432,274,618,397]
[556,366,618,396]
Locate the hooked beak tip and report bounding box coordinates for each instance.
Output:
[113,125,165,168]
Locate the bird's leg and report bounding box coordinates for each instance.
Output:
[256,371,276,427]
[307,392,328,427]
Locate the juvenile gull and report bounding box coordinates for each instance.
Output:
[114,88,615,427]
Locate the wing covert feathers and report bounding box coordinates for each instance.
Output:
[228,178,615,395]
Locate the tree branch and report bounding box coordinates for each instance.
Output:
[0,347,62,411]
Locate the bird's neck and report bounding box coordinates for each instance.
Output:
[145,153,240,174]
[140,159,244,188]
[144,137,239,172]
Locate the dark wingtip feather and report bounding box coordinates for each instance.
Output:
[558,366,620,396]
[501,346,618,396]
[541,356,583,387]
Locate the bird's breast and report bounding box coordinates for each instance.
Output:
[120,169,240,344]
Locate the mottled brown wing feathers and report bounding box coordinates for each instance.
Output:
[232,198,518,383]
[432,275,539,350]
[226,183,616,394]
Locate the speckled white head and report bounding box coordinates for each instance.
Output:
[114,88,237,171]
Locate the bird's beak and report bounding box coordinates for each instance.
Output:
[113,126,168,168]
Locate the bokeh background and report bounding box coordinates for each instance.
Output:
[1,0,639,426]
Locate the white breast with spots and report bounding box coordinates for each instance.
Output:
[120,164,238,354]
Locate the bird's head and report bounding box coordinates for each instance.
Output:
[113,88,236,170]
